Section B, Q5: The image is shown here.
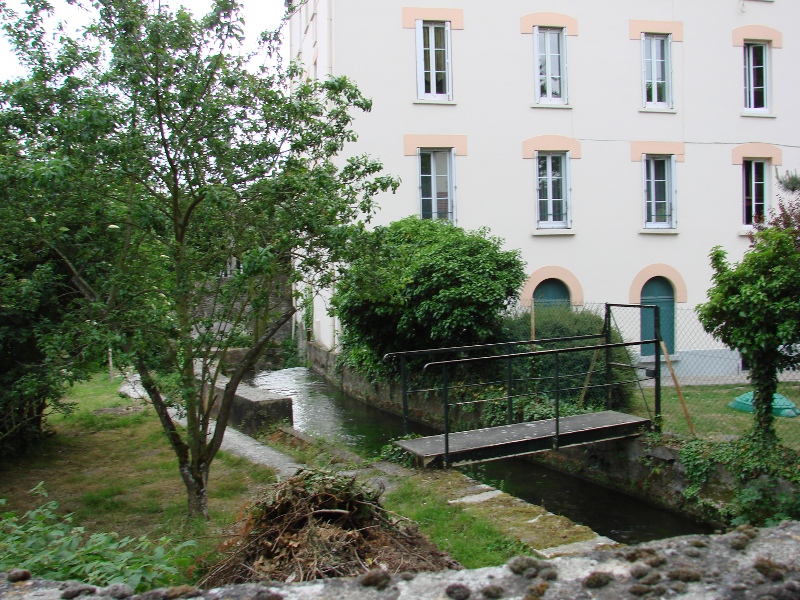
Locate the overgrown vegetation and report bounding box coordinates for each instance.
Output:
[377,435,421,468]
[0,254,92,460]
[0,377,276,586]
[676,437,800,526]
[0,487,193,592]
[501,305,635,411]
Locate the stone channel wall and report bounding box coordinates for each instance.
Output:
[209,376,292,437]
[306,342,445,426]
[4,521,800,599]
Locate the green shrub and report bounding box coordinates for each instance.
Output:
[499,305,635,412]
[0,486,194,591]
[332,217,525,378]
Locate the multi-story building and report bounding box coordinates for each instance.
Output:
[288,0,799,378]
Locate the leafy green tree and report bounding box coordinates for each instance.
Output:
[332,217,526,374]
[697,227,800,449]
[0,0,397,516]
[757,169,800,250]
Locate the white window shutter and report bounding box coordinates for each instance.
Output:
[642,155,648,227]
[667,34,674,109]
[534,150,540,225]
[417,147,423,216]
[533,26,541,103]
[450,147,457,224]
[565,151,572,228]
[670,154,678,227]
[415,21,424,100]
[445,21,453,101]
[640,33,647,107]
[562,29,569,104]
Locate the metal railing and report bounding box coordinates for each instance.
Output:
[422,338,661,467]
[384,333,605,433]
[384,304,663,432]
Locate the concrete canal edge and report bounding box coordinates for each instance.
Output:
[119,375,608,556]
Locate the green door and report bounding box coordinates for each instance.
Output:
[640,277,675,356]
[533,278,570,309]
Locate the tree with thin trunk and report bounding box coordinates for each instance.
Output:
[0,0,397,517]
[697,180,800,449]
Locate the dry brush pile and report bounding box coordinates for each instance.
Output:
[199,469,460,586]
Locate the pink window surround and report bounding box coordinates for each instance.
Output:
[402,8,464,29]
[629,264,688,304]
[629,20,684,42]
[520,13,578,35]
[521,267,584,306]
[732,143,782,165]
[522,135,582,159]
[732,25,782,48]
[630,141,685,162]
[403,134,468,155]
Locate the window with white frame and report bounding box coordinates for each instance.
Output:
[643,155,676,228]
[744,42,768,110]
[416,21,452,101]
[641,33,673,108]
[534,27,568,104]
[536,152,570,228]
[743,160,767,225]
[419,149,454,221]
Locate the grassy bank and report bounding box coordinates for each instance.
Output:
[1,375,543,584]
[0,376,276,567]
[635,382,800,450]
[262,429,597,566]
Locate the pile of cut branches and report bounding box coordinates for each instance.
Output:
[199,469,459,586]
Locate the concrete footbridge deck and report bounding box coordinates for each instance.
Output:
[396,410,651,467]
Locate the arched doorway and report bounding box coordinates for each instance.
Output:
[640,276,675,356]
[533,278,571,309]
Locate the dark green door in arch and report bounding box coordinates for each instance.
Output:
[640,276,675,356]
[533,278,570,308]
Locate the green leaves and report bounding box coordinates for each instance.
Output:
[1,0,398,514]
[0,489,194,591]
[697,227,800,449]
[333,217,526,374]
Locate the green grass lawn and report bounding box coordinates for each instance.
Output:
[630,382,800,450]
[0,375,276,569]
[3,374,545,583]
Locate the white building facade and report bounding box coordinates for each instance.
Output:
[288,0,799,377]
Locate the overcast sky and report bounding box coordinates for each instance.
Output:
[0,0,288,81]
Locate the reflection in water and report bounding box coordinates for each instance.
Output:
[251,367,711,544]
[460,459,712,545]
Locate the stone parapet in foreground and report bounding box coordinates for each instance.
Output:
[3,521,800,599]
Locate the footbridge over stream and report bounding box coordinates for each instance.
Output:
[385,304,665,468]
[396,410,650,467]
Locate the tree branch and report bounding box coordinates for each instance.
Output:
[207,305,296,458]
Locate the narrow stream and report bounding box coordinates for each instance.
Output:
[249,367,712,545]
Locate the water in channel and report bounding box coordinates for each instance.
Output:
[249,367,712,545]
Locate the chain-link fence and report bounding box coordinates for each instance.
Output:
[512,300,800,451]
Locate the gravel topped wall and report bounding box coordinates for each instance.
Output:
[3,520,799,600]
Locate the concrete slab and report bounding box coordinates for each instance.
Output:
[448,489,504,504]
[537,535,618,558]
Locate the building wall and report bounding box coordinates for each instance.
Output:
[290,0,799,357]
